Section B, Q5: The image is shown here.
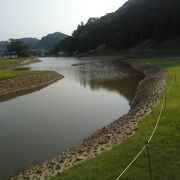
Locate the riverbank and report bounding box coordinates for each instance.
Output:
[0,72,63,102]
[51,57,180,180]
[0,58,63,102]
[11,58,166,180]
[0,57,40,70]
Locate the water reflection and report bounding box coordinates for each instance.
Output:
[60,61,142,100]
[13,67,31,71]
[89,77,140,101]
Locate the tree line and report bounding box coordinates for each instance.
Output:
[52,0,180,55]
[7,39,30,57]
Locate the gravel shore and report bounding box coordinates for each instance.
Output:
[0,72,63,102]
[11,60,166,180]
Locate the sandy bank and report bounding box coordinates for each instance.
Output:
[0,72,63,102]
[12,60,166,180]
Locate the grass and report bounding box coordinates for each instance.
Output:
[51,57,180,180]
[0,70,49,80]
[0,59,24,69]
[0,57,46,80]
[0,57,37,69]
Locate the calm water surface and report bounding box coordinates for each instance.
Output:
[0,57,142,179]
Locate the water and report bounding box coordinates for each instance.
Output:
[0,57,142,179]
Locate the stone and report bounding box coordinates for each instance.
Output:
[59,159,64,163]
[36,169,42,174]
[76,156,85,161]
[55,164,61,170]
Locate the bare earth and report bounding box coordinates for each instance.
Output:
[0,72,63,102]
[11,60,166,180]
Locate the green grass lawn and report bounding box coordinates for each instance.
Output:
[0,59,24,69]
[51,57,180,180]
[0,57,37,68]
[0,58,46,80]
[0,70,49,80]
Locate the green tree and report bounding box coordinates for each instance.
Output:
[7,39,30,57]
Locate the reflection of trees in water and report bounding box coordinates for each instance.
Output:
[88,77,142,101]
[73,62,143,101]
[78,62,137,81]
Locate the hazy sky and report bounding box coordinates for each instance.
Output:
[0,0,127,41]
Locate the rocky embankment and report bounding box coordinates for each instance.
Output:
[12,62,166,180]
[0,72,63,102]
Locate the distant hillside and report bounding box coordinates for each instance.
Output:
[21,38,39,49]
[0,32,68,51]
[0,41,8,51]
[56,0,180,53]
[38,32,68,50]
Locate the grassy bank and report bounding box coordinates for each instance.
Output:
[0,70,50,80]
[0,57,38,69]
[0,59,24,69]
[51,57,180,180]
[0,57,45,80]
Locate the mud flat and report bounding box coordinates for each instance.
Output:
[11,61,166,180]
[0,72,63,102]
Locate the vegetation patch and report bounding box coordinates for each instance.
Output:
[0,70,48,80]
[0,57,38,69]
[0,59,24,69]
[0,57,44,79]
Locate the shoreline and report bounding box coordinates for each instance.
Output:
[0,58,64,102]
[11,58,166,180]
[0,72,63,102]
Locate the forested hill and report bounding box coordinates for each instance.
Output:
[0,39,39,51]
[55,0,180,54]
[0,41,8,51]
[0,32,68,51]
[21,38,39,49]
[38,32,67,50]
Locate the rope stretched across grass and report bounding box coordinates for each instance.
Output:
[115,76,175,180]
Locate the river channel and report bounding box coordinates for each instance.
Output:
[0,57,142,179]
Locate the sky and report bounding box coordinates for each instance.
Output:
[0,0,127,41]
